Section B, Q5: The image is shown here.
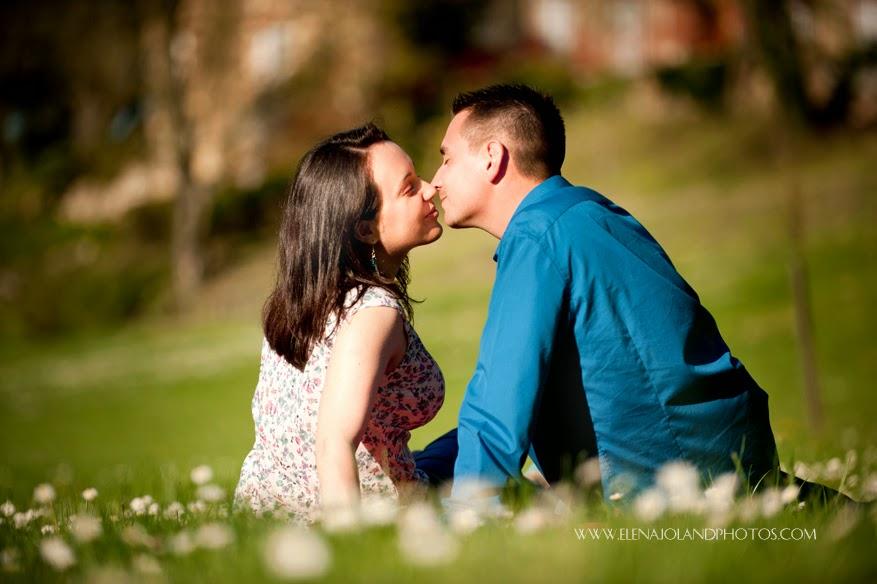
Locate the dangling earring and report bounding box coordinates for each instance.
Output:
[370,246,379,273]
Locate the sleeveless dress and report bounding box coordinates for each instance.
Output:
[233,286,445,522]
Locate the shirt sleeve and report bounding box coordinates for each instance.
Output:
[451,231,568,499]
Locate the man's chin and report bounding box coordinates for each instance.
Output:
[442,214,462,229]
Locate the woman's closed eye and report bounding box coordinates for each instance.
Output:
[404,179,420,197]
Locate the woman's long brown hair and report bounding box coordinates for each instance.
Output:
[263,124,413,369]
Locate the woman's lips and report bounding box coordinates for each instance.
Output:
[426,207,438,218]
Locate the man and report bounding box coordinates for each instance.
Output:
[431,83,781,504]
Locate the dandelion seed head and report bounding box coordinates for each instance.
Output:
[359,496,398,527]
[737,497,760,523]
[448,507,482,535]
[168,531,196,556]
[398,526,459,566]
[862,473,877,499]
[196,484,226,503]
[33,483,56,505]
[449,478,497,501]
[704,473,739,514]
[194,522,234,550]
[13,510,35,529]
[780,484,801,505]
[398,501,442,533]
[656,461,702,512]
[760,488,784,518]
[793,461,811,479]
[0,501,14,517]
[827,504,861,541]
[41,525,56,535]
[1,547,20,573]
[513,507,551,534]
[397,502,459,566]
[634,488,667,522]
[262,526,331,580]
[81,488,98,502]
[121,524,157,548]
[537,484,577,520]
[39,537,75,571]
[69,514,102,543]
[845,449,857,469]
[130,497,148,515]
[132,553,163,576]
[574,458,602,488]
[190,465,214,486]
[320,503,361,534]
[824,457,844,481]
[164,502,185,520]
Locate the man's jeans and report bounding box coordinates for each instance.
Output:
[413,428,458,487]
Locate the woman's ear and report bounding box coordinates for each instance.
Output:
[354,218,379,245]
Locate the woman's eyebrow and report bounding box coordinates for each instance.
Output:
[397,171,414,193]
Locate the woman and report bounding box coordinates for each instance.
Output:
[234,124,455,523]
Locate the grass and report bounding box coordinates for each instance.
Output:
[1,94,876,581]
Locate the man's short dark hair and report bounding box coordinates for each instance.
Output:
[452,84,565,179]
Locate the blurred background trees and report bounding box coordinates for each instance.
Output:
[0,0,875,338]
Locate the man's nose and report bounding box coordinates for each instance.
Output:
[430,166,442,188]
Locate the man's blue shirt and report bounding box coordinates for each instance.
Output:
[451,175,778,501]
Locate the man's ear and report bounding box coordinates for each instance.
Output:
[485,140,509,184]
[354,218,379,245]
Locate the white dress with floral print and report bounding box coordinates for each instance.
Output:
[234,286,445,522]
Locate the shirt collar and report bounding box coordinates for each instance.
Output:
[492,175,570,262]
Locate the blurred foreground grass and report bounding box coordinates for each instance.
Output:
[1,96,876,581]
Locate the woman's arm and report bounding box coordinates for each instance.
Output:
[316,305,405,510]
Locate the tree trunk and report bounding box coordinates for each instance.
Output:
[741,0,812,125]
[139,0,242,311]
[171,181,207,309]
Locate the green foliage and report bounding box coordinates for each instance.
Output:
[0,217,166,340]
[654,57,730,110]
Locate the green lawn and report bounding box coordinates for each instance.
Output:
[1,97,876,581]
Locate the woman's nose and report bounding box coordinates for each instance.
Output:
[421,180,437,201]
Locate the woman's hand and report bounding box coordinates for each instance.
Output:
[316,305,406,510]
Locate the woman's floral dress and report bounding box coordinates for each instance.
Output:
[234,286,445,522]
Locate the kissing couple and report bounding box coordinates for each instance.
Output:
[234,83,845,523]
